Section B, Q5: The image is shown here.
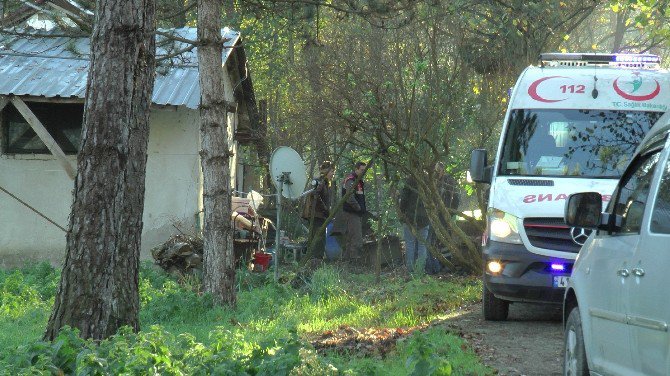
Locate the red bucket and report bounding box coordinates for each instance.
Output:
[253,252,272,272]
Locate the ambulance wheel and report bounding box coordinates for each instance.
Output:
[483,283,509,321]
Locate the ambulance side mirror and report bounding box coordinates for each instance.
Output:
[470,149,492,184]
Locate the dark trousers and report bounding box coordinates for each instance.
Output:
[341,211,362,259]
[308,217,327,259]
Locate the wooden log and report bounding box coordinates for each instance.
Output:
[10,97,77,179]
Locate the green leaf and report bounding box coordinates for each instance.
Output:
[410,359,433,376]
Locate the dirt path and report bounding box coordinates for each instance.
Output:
[444,302,564,375]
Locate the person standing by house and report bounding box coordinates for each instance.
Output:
[399,172,431,274]
[302,161,335,260]
[333,161,367,261]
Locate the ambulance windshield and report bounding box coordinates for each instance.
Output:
[499,109,663,178]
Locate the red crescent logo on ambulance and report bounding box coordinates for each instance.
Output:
[613,78,660,101]
[528,76,569,103]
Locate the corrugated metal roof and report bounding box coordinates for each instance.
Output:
[0,28,240,109]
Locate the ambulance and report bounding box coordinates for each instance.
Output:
[469,53,670,320]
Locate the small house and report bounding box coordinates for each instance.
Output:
[0,27,264,267]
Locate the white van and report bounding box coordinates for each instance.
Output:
[469,53,670,321]
[562,113,670,375]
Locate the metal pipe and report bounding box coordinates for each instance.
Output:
[274,177,283,282]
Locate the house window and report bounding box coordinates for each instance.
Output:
[2,101,84,154]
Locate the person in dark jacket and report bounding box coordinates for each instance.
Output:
[302,161,335,260]
[399,174,430,273]
[332,161,367,260]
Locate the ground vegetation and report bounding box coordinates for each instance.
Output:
[0,262,488,375]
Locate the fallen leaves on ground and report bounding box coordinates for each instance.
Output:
[444,321,497,362]
[310,324,427,358]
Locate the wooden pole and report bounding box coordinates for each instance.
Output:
[275,176,284,282]
[0,96,8,112]
[374,165,382,283]
[10,97,76,179]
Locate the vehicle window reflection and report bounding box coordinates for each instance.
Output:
[651,153,670,234]
[614,152,661,234]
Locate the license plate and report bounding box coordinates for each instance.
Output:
[553,276,570,288]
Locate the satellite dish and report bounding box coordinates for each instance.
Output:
[269,146,307,199]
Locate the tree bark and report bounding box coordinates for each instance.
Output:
[44,0,156,341]
[224,0,236,21]
[198,0,236,306]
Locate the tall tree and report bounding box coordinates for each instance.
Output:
[44,0,156,340]
[198,0,236,306]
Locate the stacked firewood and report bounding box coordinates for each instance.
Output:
[151,235,203,276]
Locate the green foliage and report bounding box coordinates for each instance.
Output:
[0,325,340,375]
[139,274,216,324]
[0,271,43,318]
[0,263,58,353]
[237,266,277,291]
[0,262,58,318]
[0,264,488,375]
[403,332,452,376]
[305,265,343,301]
[398,327,489,375]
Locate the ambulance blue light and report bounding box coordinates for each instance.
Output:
[551,263,565,272]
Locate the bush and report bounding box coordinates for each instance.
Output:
[306,266,343,301]
[0,325,340,375]
[402,331,452,376]
[140,277,216,324]
[236,267,275,291]
[18,262,59,300]
[0,262,58,319]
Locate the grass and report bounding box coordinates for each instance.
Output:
[0,261,490,375]
[0,263,56,351]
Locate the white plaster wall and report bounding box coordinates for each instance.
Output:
[140,107,202,257]
[0,106,204,266]
[0,152,74,267]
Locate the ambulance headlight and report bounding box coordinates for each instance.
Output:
[488,208,522,244]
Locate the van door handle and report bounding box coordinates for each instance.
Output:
[617,269,630,277]
[632,268,645,277]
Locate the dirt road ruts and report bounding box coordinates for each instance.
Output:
[446,302,564,375]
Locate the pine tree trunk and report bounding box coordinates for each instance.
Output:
[198,0,236,306]
[44,0,156,341]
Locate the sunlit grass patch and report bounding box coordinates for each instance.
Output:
[0,263,57,351]
[0,307,49,352]
[0,261,489,374]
